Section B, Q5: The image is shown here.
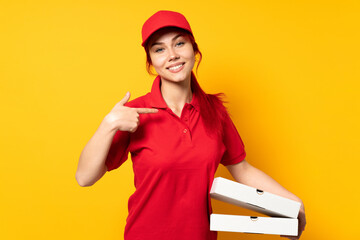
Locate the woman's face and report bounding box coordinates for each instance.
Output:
[148,30,195,83]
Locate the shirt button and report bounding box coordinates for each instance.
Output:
[183,129,187,133]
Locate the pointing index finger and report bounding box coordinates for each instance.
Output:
[135,108,159,114]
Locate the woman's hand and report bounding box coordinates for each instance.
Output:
[281,201,306,240]
[105,92,158,133]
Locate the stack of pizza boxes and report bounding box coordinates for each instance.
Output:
[210,177,300,236]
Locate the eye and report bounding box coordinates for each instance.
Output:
[176,41,185,47]
[155,48,164,53]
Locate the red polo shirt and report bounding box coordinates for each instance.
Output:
[105,73,246,240]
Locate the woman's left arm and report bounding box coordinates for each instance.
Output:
[226,159,306,240]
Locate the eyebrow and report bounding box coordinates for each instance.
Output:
[150,34,184,47]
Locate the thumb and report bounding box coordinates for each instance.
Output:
[118,91,130,106]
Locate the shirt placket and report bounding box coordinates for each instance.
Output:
[181,104,192,143]
[165,104,193,143]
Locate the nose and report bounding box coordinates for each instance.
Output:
[168,47,179,61]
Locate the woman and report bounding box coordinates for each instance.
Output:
[76,10,306,240]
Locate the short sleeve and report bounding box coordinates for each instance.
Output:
[105,130,130,172]
[220,112,246,166]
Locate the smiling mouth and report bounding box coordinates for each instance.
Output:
[167,63,185,70]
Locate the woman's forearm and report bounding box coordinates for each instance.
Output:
[75,115,117,187]
[232,161,302,203]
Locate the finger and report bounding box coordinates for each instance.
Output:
[280,237,293,240]
[118,91,131,106]
[129,125,138,133]
[280,235,297,240]
[136,108,159,114]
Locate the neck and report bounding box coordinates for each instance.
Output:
[160,75,192,111]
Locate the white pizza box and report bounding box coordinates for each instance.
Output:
[210,177,301,218]
[210,213,298,236]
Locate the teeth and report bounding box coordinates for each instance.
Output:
[169,63,184,70]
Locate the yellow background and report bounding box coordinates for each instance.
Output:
[1,0,359,239]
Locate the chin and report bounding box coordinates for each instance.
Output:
[170,75,187,82]
[166,71,191,82]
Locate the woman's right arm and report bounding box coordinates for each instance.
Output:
[75,92,158,187]
[75,115,117,187]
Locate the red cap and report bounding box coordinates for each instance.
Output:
[141,10,194,47]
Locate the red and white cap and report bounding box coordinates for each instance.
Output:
[141,10,194,47]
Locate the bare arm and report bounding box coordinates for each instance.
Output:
[226,159,300,201]
[75,116,117,187]
[75,92,158,187]
[226,159,306,239]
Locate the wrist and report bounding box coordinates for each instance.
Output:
[296,198,305,212]
[101,114,118,134]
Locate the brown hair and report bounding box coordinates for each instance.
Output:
[144,27,231,139]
